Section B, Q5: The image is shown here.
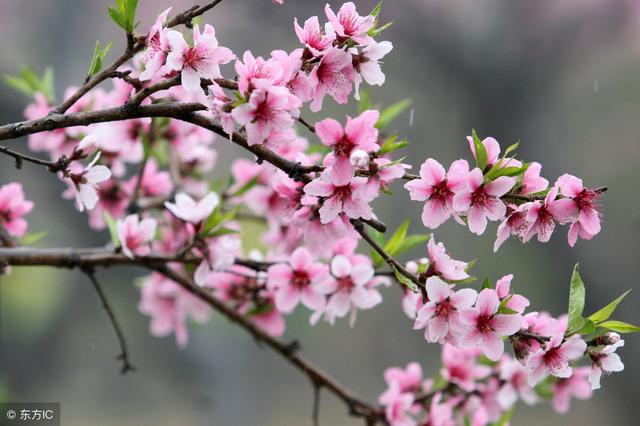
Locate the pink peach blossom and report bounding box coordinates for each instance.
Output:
[164,192,219,225]
[587,338,624,390]
[165,24,234,94]
[404,159,469,229]
[304,171,378,224]
[309,47,354,111]
[325,2,375,45]
[426,236,470,281]
[0,182,34,237]
[414,277,477,343]
[459,289,523,361]
[315,110,380,183]
[526,334,587,385]
[116,214,157,259]
[552,367,593,414]
[555,174,602,246]
[453,169,515,235]
[267,247,330,313]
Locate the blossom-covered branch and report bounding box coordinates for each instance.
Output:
[0,0,637,425]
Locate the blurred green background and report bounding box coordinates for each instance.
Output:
[1,0,639,425]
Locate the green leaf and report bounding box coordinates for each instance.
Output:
[396,234,430,257]
[471,129,488,171]
[574,319,596,335]
[369,20,393,37]
[597,320,640,334]
[202,205,238,236]
[392,266,418,293]
[207,227,238,238]
[103,212,120,247]
[378,132,409,155]
[504,141,520,157]
[246,303,274,317]
[358,89,374,112]
[108,0,138,33]
[229,175,260,198]
[484,164,529,182]
[88,40,113,76]
[384,221,409,256]
[588,290,632,324]
[481,277,491,290]
[3,66,55,102]
[370,1,383,18]
[567,263,586,334]
[376,98,412,130]
[534,378,555,398]
[20,231,48,245]
[494,409,513,426]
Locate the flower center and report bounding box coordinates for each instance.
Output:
[431,180,452,201]
[291,270,310,288]
[475,314,494,334]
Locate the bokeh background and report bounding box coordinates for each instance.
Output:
[1,0,640,425]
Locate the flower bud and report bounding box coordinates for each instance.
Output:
[349,149,370,168]
[595,332,621,346]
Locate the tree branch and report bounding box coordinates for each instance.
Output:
[82,265,135,374]
[0,145,68,173]
[0,246,383,422]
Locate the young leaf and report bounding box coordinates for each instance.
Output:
[504,141,520,157]
[358,89,374,112]
[3,66,55,102]
[376,98,412,130]
[229,175,260,198]
[20,231,48,245]
[370,1,383,18]
[392,266,418,293]
[567,263,586,333]
[396,234,430,257]
[481,278,491,290]
[88,40,113,76]
[588,290,632,324]
[108,0,138,33]
[104,212,121,247]
[384,221,409,257]
[369,21,393,37]
[471,129,488,171]
[597,320,640,334]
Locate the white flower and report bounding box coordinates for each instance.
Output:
[588,339,625,390]
[164,192,219,224]
[73,153,111,211]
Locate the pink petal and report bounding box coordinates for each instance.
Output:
[482,331,505,361]
[425,277,450,303]
[419,159,446,187]
[276,285,301,313]
[476,289,499,316]
[491,314,523,336]
[315,118,343,147]
[331,255,352,278]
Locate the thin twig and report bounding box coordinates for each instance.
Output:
[0,145,67,173]
[82,266,135,374]
[312,381,322,426]
[351,219,423,289]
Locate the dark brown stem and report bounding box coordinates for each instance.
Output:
[82,266,135,374]
[0,145,67,173]
[351,219,422,289]
[0,246,383,422]
[165,0,225,28]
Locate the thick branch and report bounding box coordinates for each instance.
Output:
[0,246,272,271]
[0,246,383,423]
